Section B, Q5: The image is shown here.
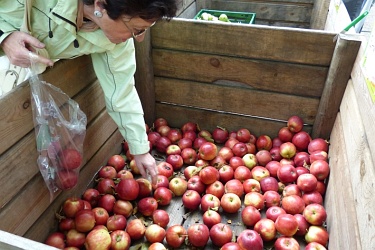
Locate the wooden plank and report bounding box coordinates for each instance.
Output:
[310,0,330,29]
[155,77,320,124]
[339,80,375,249]
[325,113,362,250]
[151,19,337,65]
[311,35,362,139]
[0,230,59,250]
[0,111,119,236]
[252,20,310,28]
[152,49,328,97]
[24,130,123,243]
[155,103,312,138]
[135,32,156,127]
[0,80,105,210]
[0,56,95,156]
[209,0,312,23]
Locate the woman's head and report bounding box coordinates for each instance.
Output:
[83,0,177,21]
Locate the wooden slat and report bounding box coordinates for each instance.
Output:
[338,80,375,249]
[152,49,328,97]
[151,19,337,65]
[155,77,320,124]
[0,80,105,210]
[24,130,123,243]
[0,110,119,236]
[0,56,95,156]
[310,0,330,29]
[155,103,312,138]
[311,35,362,139]
[325,113,361,250]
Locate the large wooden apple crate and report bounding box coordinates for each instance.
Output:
[1,8,375,250]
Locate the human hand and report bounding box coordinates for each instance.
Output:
[133,153,158,185]
[1,31,54,68]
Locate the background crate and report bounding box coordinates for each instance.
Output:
[194,9,256,24]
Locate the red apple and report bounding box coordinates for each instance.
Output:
[187,223,210,248]
[255,150,273,166]
[92,207,110,226]
[184,165,199,180]
[55,170,79,190]
[166,154,184,171]
[183,130,197,142]
[210,155,227,168]
[230,156,245,170]
[107,154,126,172]
[202,209,221,228]
[205,180,225,199]
[181,147,197,165]
[219,165,235,183]
[309,160,330,181]
[305,242,327,250]
[138,197,158,217]
[126,218,146,241]
[209,223,233,247]
[84,228,111,250]
[199,166,219,185]
[281,194,305,215]
[237,229,263,250]
[113,200,133,218]
[274,236,300,250]
[234,165,252,182]
[187,175,206,194]
[244,191,265,210]
[116,178,139,201]
[260,176,279,193]
[263,190,281,208]
[145,224,166,243]
[225,137,240,149]
[256,135,273,151]
[241,205,262,227]
[116,169,134,180]
[287,115,304,132]
[278,126,294,142]
[266,206,286,222]
[153,117,168,129]
[58,218,75,233]
[270,147,283,161]
[292,131,312,151]
[305,225,329,246]
[272,137,283,148]
[220,193,241,213]
[157,161,174,178]
[136,178,153,199]
[59,148,82,170]
[243,178,261,193]
[198,142,218,161]
[181,121,198,132]
[98,194,116,214]
[303,203,327,225]
[316,181,327,195]
[62,197,85,218]
[221,242,241,250]
[236,128,252,143]
[75,209,95,233]
[308,138,329,154]
[232,142,248,157]
[165,144,181,156]
[277,164,298,184]
[282,183,302,197]
[165,225,187,248]
[201,194,221,212]
[297,173,318,193]
[82,188,100,208]
[45,232,66,249]
[65,228,86,248]
[212,126,229,144]
[155,136,172,153]
[253,218,277,241]
[218,146,234,162]
[152,175,169,190]
[152,209,170,228]
[309,150,329,163]
[294,213,309,236]
[148,131,161,147]
[195,159,209,168]
[110,230,131,250]
[98,166,117,179]
[296,166,310,176]
[107,214,127,232]
[96,178,116,195]
[294,151,311,167]
[279,142,297,159]
[153,186,173,206]
[167,128,182,144]
[169,177,188,196]
[251,166,270,182]
[265,160,281,178]
[156,125,171,137]
[275,214,299,236]
[224,179,244,198]
[245,142,257,154]
[182,189,202,211]
[193,137,207,150]
[178,137,193,150]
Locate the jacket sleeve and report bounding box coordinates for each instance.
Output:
[0,1,22,52]
[90,39,150,155]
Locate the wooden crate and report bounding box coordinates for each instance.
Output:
[1,6,374,250]
[176,0,330,29]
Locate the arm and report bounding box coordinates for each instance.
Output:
[91,40,157,183]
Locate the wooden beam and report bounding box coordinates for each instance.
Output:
[310,0,330,29]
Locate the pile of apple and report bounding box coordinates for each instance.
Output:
[44,115,330,250]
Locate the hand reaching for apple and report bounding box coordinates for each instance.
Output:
[133,153,158,185]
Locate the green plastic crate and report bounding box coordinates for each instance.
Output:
[194,9,256,24]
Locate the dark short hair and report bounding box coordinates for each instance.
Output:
[83,0,177,20]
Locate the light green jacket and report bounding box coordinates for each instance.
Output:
[0,0,150,155]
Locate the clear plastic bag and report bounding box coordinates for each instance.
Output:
[29,56,87,201]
